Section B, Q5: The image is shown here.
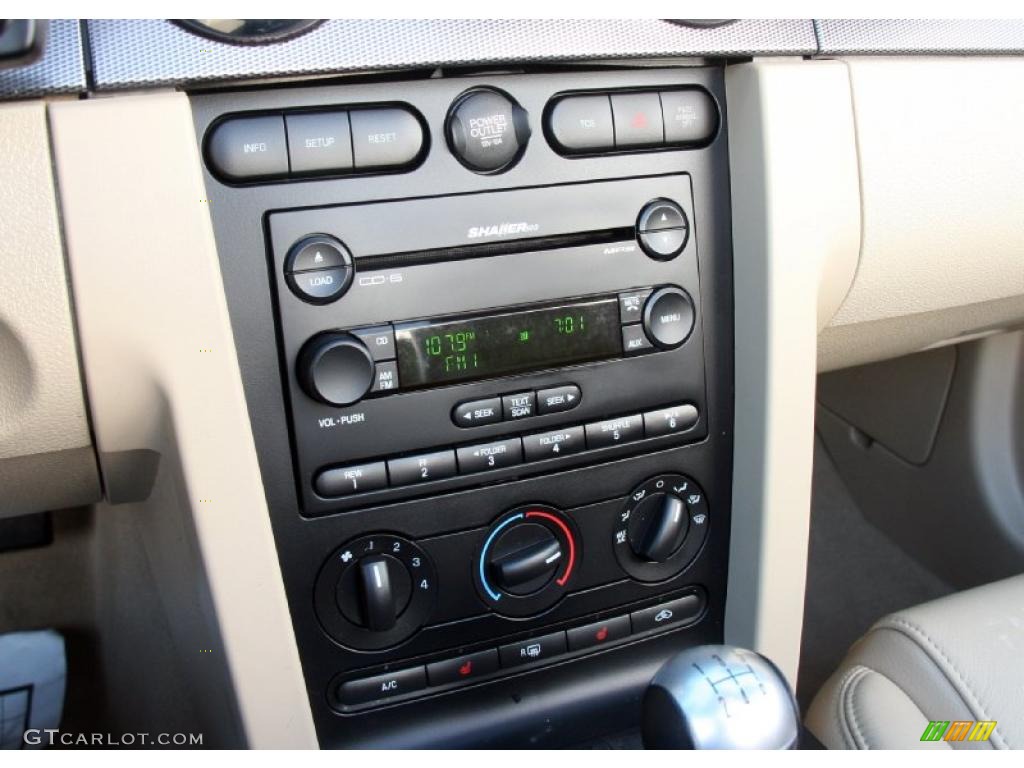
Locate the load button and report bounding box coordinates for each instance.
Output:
[536,384,581,415]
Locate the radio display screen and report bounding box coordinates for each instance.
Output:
[394,297,622,388]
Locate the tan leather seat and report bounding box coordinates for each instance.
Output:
[807,574,1024,750]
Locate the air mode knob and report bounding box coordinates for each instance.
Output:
[614,474,711,583]
[297,332,375,406]
[628,493,689,563]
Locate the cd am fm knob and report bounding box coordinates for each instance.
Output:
[298,332,375,406]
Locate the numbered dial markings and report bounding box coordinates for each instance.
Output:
[315,534,437,652]
[614,474,710,583]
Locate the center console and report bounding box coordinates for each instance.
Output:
[191,65,733,748]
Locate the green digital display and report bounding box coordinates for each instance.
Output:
[394,297,622,388]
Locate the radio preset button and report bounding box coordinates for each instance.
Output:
[644,404,699,437]
[456,438,523,474]
[388,450,457,486]
[643,287,695,349]
[522,426,585,461]
[536,385,581,415]
[622,324,653,355]
[315,461,388,498]
[453,397,502,427]
[371,361,400,394]
[585,414,644,449]
[502,391,536,420]
[352,325,396,362]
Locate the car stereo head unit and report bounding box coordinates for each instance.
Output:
[268,174,708,517]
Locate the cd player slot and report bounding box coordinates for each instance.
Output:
[356,227,634,271]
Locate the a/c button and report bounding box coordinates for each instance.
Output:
[337,666,426,706]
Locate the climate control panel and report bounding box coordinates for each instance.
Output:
[316,473,713,706]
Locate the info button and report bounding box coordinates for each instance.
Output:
[453,397,502,427]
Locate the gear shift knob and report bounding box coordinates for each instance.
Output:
[642,644,800,749]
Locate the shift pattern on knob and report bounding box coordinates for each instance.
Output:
[642,644,800,749]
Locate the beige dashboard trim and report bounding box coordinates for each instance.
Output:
[821,57,1024,371]
[49,92,317,748]
[724,59,861,684]
[0,101,99,517]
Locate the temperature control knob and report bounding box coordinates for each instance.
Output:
[476,505,579,618]
[297,332,375,406]
[487,523,562,597]
[614,474,710,583]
